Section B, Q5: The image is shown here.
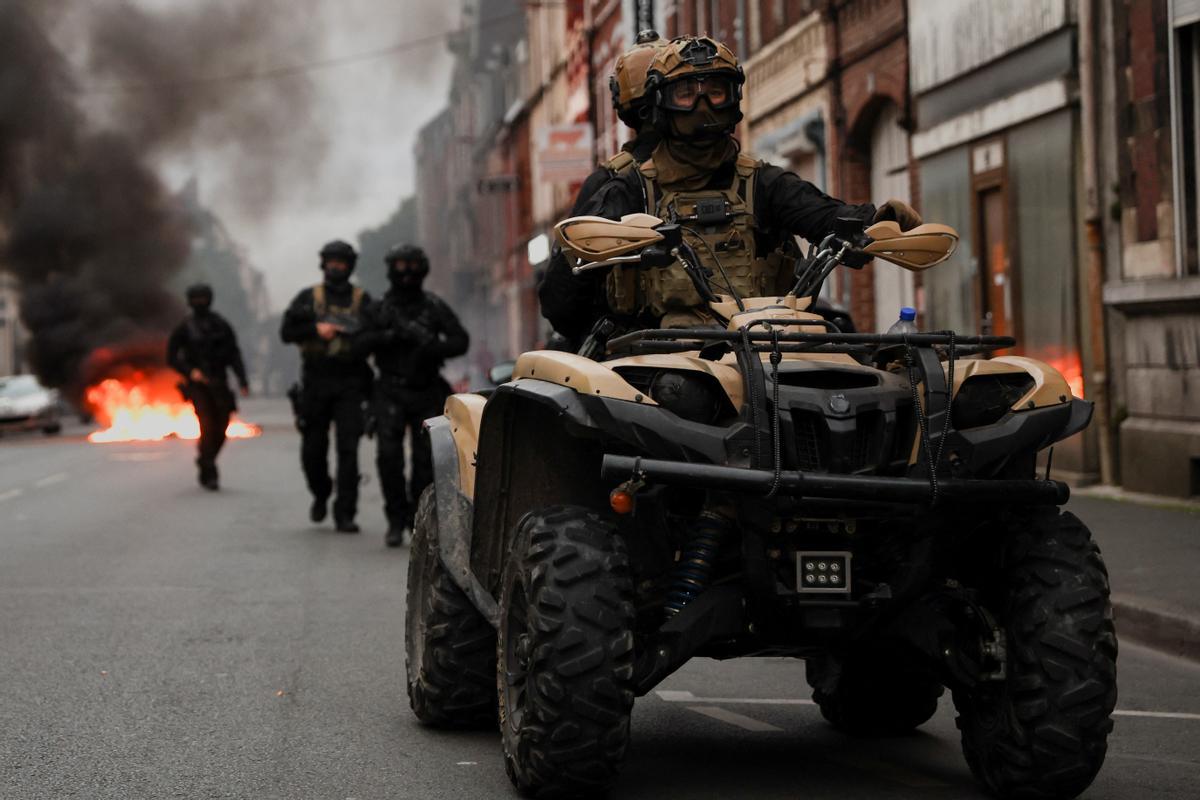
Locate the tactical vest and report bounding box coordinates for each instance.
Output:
[604,149,638,174]
[606,152,794,325]
[301,284,364,358]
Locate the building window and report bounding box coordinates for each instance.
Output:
[1175,22,1200,275]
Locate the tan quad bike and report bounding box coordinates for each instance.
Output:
[405,213,1117,799]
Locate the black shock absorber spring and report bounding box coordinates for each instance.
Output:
[664,513,731,616]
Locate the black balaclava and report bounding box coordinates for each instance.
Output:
[654,98,739,190]
[389,260,428,301]
[186,285,213,316]
[322,259,352,289]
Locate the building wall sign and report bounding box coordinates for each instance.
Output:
[535,123,595,184]
[972,140,1004,175]
[909,0,1069,93]
[911,78,1069,159]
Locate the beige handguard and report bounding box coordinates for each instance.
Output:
[863,221,959,271]
[554,213,665,261]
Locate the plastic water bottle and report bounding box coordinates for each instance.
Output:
[886,306,918,336]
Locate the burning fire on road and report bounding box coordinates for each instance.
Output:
[85,368,260,444]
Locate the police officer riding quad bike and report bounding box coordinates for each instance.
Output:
[405,214,1117,800]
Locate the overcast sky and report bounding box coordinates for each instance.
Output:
[63,0,461,310]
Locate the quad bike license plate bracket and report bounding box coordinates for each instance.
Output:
[796,551,852,594]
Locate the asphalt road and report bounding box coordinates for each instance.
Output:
[2,399,1198,799]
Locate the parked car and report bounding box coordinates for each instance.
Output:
[0,375,62,436]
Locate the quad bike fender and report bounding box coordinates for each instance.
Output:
[426,411,500,627]
[951,356,1075,410]
[469,379,614,598]
[513,350,652,404]
[948,355,1093,463]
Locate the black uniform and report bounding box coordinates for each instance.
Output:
[538,131,660,352]
[280,282,373,524]
[362,289,469,531]
[166,310,248,485]
[538,157,876,342]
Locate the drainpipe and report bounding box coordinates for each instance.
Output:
[735,0,747,57]
[1078,0,1116,485]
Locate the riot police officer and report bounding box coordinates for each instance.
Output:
[364,244,468,547]
[166,283,250,491]
[539,36,923,336]
[280,240,373,532]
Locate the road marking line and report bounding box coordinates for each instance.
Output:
[686,705,783,732]
[109,452,167,462]
[34,472,68,489]
[659,691,1200,720]
[0,488,24,503]
[1114,709,1200,721]
[657,690,813,705]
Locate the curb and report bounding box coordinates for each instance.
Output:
[1074,485,1200,514]
[1112,594,1200,663]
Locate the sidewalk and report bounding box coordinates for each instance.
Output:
[1066,491,1200,661]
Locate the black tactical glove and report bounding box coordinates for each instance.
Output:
[387,319,435,347]
[873,199,923,231]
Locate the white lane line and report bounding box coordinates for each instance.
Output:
[34,472,68,489]
[657,690,813,705]
[109,452,167,462]
[685,705,783,732]
[659,691,1200,721]
[1114,709,1200,721]
[0,488,25,503]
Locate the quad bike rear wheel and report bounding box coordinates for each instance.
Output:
[405,486,497,728]
[498,506,636,798]
[954,508,1117,799]
[810,659,943,737]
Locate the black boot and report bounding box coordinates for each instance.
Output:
[197,459,219,491]
[385,521,405,548]
[334,515,360,534]
[310,496,328,523]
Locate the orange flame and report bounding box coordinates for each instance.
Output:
[1042,353,1085,400]
[86,369,261,443]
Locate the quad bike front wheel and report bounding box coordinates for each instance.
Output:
[405,486,497,728]
[498,506,636,798]
[954,508,1117,799]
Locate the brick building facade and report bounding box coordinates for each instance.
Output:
[412,0,1199,496]
[1101,0,1200,496]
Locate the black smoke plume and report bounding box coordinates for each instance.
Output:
[0,1,321,399]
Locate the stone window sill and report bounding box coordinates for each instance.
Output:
[1103,276,1200,312]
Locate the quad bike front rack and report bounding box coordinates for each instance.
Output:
[603,325,1073,507]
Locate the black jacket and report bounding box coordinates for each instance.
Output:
[280,282,373,372]
[167,311,248,387]
[362,289,469,386]
[538,154,876,343]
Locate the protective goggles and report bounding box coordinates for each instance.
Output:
[660,74,738,112]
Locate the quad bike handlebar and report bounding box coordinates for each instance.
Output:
[556,214,960,308]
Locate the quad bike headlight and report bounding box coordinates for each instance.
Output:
[614,368,730,424]
[951,374,1036,430]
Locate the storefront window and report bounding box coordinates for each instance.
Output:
[1175,22,1200,275]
